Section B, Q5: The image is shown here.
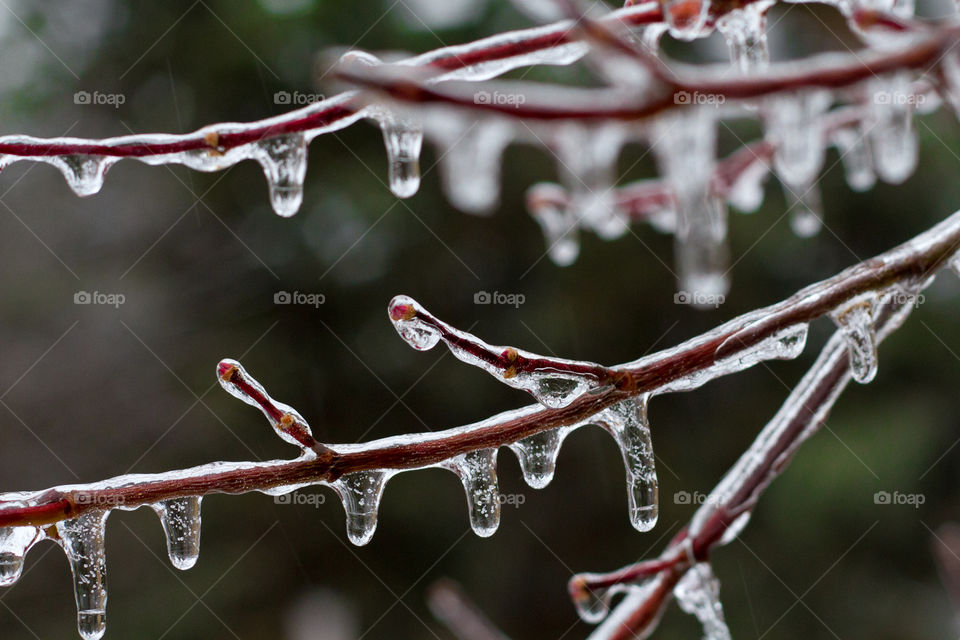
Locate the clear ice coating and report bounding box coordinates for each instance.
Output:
[377,111,423,199]
[766,90,830,189]
[869,73,918,185]
[573,579,634,624]
[715,1,772,73]
[783,180,823,238]
[600,395,658,532]
[56,510,109,640]
[151,497,202,570]
[48,155,116,197]
[555,123,628,240]
[445,449,501,537]
[0,525,43,587]
[251,133,308,217]
[388,295,607,409]
[434,118,511,214]
[660,0,711,41]
[831,126,876,192]
[653,110,730,298]
[831,294,879,384]
[509,427,569,489]
[333,470,391,546]
[217,358,316,450]
[674,563,731,640]
[528,184,581,267]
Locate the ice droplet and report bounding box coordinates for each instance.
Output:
[49,155,115,197]
[726,158,769,213]
[715,1,772,73]
[831,295,879,384]
[334,470,391,546]
[0,525,43,587]
[445,449,500,537]
[434,118,511,214]
[57,510,109,640]
[151,497,202,570]
[509,428,569,489]
[252,133,308,217]
[766,91,830,188]
[387,295,442,350]
[378,112,423,199]
[674,563,731,640]
[831,127,876,192]
[653,111,730,299]
[601,395,658,532]
[572,579,615,623]
[869,74,918,184]
[783,180,823,238]
[660,0,711,41]
[555,123,628,240]
[529,185,580,266]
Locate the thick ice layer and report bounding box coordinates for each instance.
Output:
[674,563,731,640]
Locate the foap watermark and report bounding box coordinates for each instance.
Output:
[874,91,926,107]
[674,490,729,506]
[474,90,526,108]
[274,291,326,308]
[74,291,125,308]
[499,493,526,508]
[674,91,725,107]
[74,90,125,108]
[274,90,325,105]
[874,490,925,508]
[877,289,925,309]
[75,492,125,507]
[674,291,725,308]
[474,290,525,308]
[274,491,327,507]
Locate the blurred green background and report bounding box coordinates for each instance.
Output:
[0,0,959,638]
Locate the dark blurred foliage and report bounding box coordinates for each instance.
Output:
[0,1,959,638]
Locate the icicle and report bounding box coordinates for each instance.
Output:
[444,449,500,537]
[151,497,202,570]
[333,470,390,546]
[715,1,772,73]
[674,563,731,640]
[719,511,751,545]
[57,511,109,640]
[554,123,628,240]
[660,0,711,41]
[378,112,423,199]
[509,428,568,489]
[766,91,830,189]
[831,127,876,192]
[571,578,631,624]
[252,133,308,217]
[783,180,823,238]
[435,118,511,215]
[870,73,918,185]
[49,155,115,197]
[831,294,879,384]
[653,110,730,298]
[721,322,809,370]
[601,395,658,532]
[0,526,43,587]
[726,158,769,214]
[528,185,580,266]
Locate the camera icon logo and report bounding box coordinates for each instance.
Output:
[875,92,891,105]
[74,91,91,105]
[74,291,92,304]
[274,291,292,304]
[873,491,891,505]
[674,490,691,505]
[673,291,691,305]
[674,90,691,105]
[274,90,292,105]
[474,291,491,304]
[474,90,491,105]
[274,493,293,504]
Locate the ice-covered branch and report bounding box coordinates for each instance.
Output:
[2,205,960,637]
